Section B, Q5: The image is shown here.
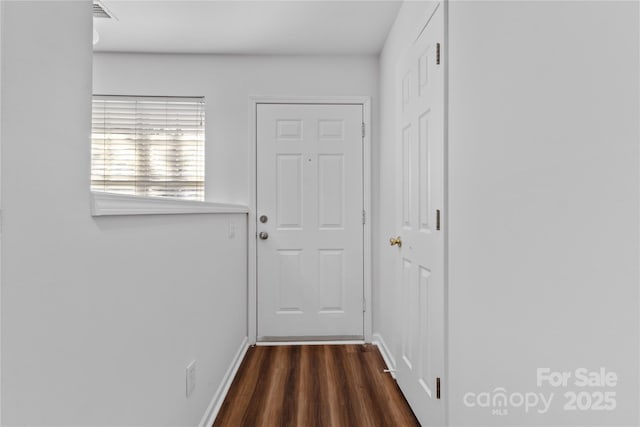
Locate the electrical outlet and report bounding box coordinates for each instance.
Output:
[186,360,196,397]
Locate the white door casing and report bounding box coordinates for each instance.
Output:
[256,103,365,340]
[394,3,446,426]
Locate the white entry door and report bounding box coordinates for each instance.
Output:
[256,103,364,341]
[394,4,445,426]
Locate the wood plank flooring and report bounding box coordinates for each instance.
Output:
[213,344,419,427]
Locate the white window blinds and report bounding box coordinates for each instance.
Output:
[91,95,205,201]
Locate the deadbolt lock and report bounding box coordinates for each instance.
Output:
[389,236,402,247]
[259,215,268,223]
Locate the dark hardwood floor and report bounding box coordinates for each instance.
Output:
[213,344,420,427]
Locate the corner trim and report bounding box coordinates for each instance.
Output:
[198,337,250,427]
[372,333,397,379]
[91,191,249,216]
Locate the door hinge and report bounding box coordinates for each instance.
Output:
[362,210,366,225]
[362,122,366,138]
[436,42,441,65]
[363,296,366,313]
[436,209,441,231]
[436,377,441,399]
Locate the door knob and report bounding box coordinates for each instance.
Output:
[259,231,269,240]
[389,236,402,247]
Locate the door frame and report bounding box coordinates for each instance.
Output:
[248,96,372,344]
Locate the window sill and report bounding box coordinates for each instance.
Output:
[91,192,249,216]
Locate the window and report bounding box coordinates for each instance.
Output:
[91,95,205,201]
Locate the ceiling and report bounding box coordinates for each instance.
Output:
[93,0,403,55]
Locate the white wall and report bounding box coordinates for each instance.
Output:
[1,2,248,426]
[378,1,639,426]
[447,2,638,425]
[93,53,379,206]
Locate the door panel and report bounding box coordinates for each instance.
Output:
[418,265,433,397]
[318,249,345,312]
[419,111,431,231]
[276,249,303,313]
[402,125,413,228]
[318,154,345,228]
[395,3,445,426]
[257,104,364,340]
[276,155,303,228]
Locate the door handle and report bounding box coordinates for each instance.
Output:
[259,231,269,240]
[389,236,402,247]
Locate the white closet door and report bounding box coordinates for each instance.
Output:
[394,4,446,426]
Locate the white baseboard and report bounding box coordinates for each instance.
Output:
[372,332,397,379]
[198,336,250,427]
